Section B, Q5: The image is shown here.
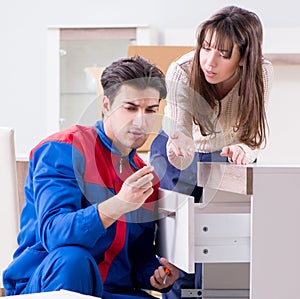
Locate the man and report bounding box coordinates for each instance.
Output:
[3,56,179,298]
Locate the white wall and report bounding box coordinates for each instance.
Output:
[258,64,300,164]
[1,0,300,163]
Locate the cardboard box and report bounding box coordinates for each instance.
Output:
[127,46,194,153]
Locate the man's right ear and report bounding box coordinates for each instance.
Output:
[102,96,110,115]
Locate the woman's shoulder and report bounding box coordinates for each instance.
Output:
[262,58,273,72]
[262,58,274,79]
[175,50,195,65]
[166,50,195,80]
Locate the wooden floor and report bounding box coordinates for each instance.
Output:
[0,288,5,297]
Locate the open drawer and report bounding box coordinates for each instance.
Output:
[157,188,250,273]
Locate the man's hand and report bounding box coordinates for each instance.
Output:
[220,145,248,165]
[118,165,154,210]
[98,166,154,228]
[150,257,179,290]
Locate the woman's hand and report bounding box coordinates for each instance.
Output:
[220,145,248,165]
[150,257,179,290]
[168,131,195,158]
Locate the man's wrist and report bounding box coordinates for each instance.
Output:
[98,196,125,228]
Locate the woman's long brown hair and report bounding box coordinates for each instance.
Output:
[190,6,267,149]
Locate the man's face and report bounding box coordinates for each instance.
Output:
[103,84,160,156]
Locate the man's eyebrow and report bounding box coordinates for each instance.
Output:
[124,101,139,107]
[124,102,159,108]
[147,104,160,108]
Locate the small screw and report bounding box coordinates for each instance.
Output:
[203,226,208,232]
[203,249,208,254]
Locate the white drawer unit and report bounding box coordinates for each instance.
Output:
[158,163,300,299]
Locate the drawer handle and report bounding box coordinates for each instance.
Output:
[158,208,176,217]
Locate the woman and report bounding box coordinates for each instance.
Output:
[150,5,273,299]
[161,5,273,170]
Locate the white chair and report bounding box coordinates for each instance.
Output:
[0,127,19,291]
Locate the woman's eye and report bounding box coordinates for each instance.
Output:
[201,41,211,50]
[220,51,230,59]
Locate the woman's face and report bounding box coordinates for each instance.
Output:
[199,32,242,86]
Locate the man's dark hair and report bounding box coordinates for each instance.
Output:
[101,55,167,103]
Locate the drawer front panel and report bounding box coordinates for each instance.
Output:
[195,213,250,262]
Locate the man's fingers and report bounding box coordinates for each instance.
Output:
[143,187,154,197]
[127,173,154,188]
[140,180,153,190]
[126,166,153,183]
